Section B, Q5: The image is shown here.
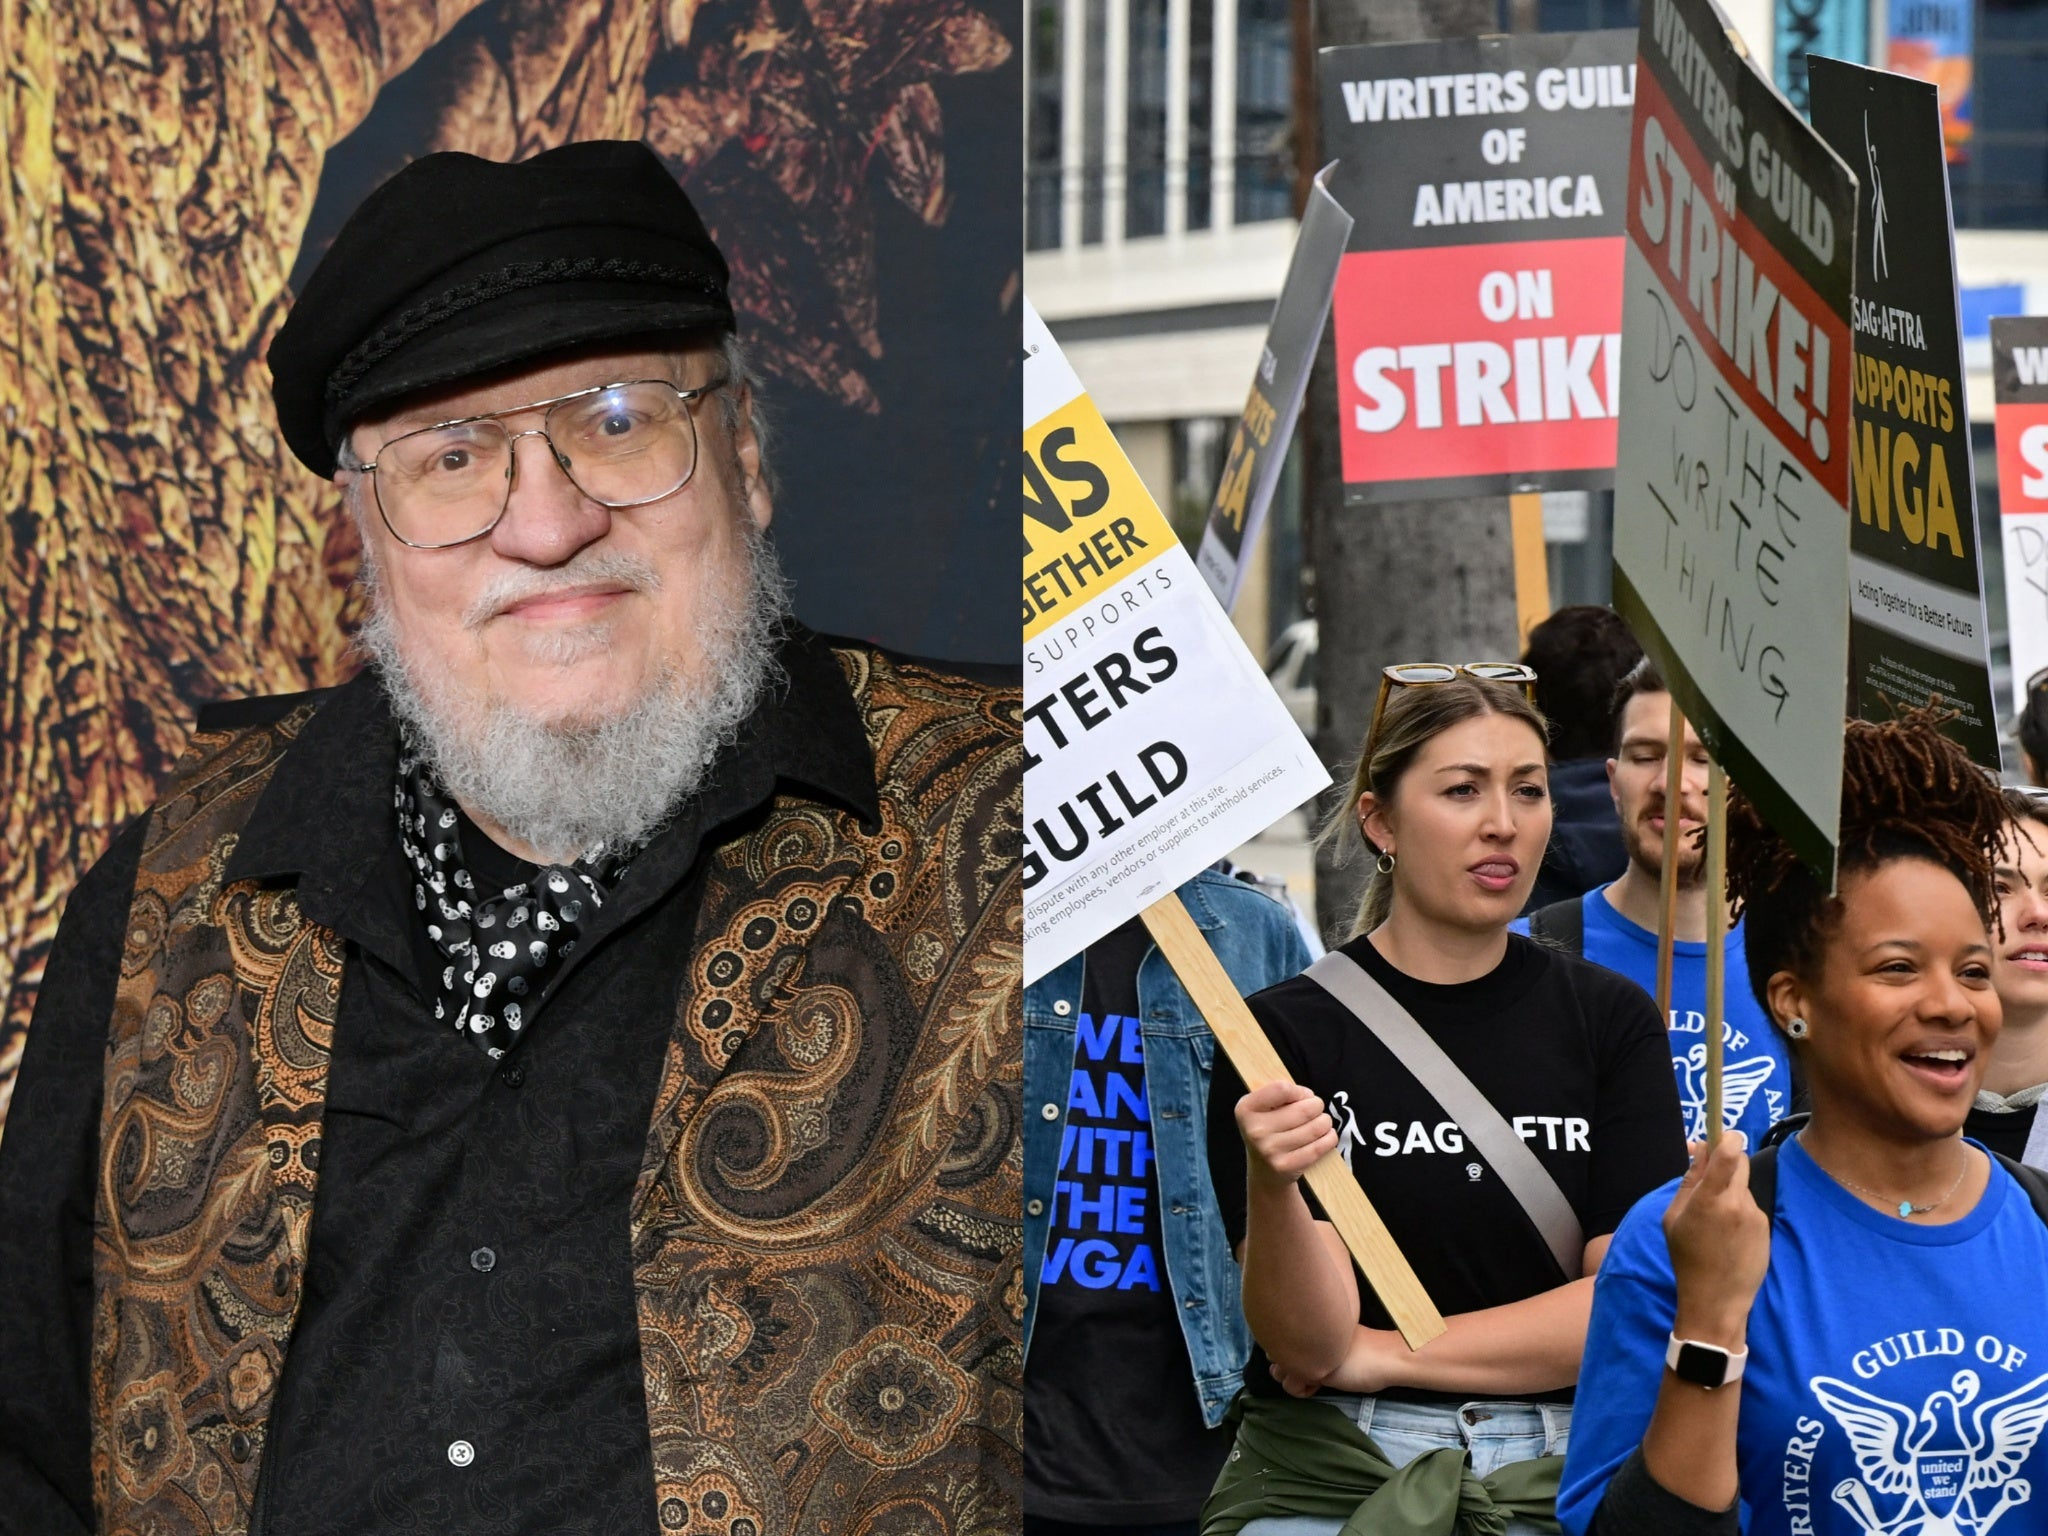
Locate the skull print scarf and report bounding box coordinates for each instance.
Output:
[394,744,630,1057]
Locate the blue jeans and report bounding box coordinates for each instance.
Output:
[1235,1395,1569,1536]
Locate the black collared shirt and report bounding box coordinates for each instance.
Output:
[0,627,881,1535]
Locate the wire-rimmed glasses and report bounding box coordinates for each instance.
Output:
[348,377,729,549]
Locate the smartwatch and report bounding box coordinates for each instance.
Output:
[1666,1333,1748,1390]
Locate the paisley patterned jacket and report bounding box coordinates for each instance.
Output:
[84,638,1022,1535]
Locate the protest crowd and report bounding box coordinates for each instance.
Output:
[1025,604,2048,1536]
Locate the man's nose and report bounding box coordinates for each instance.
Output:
[488,429,612,564]
[2021,886,2048,932]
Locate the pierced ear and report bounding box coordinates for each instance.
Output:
[1358,790,1393,852]
[1765,970,1808,1041]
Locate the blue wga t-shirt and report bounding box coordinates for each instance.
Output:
[1560,1139,2048,1536]
[1514,889,1794,1145]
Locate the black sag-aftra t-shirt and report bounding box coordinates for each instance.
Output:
[1207,931,1688,1406]
[1026,919,1233,1524]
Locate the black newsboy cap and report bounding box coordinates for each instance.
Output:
[268,140,733,477]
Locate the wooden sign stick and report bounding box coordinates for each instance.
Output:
[1702,759,1730,1145]
[1654,696,1686,1024]
[1140,891,1449,1350]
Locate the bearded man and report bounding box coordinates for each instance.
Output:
[1514,658,1793,1148]
[0,142,1021,1536]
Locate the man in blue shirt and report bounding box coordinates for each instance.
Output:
[1516,659,1795,1147]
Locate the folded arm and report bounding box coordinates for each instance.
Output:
[1273,1234,1611,1398]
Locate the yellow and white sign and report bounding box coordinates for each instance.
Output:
[1024,301,1329,983]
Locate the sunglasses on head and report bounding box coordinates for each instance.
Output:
[1364,662,1539,768]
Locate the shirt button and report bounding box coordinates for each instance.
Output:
[228,1432,252,1463]
[501,1064,525,1088]
[1026,1199,1045,1216]
[448,1439,475,1468]
[470,1246,496,1273]
[1052,999,1072,1016]
[1040,1103,1060,1121]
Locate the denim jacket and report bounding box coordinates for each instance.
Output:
[1023,867,1315,1427]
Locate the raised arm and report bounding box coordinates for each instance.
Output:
[1556,1137,1770,1536]
[1632,1136,1770,1512]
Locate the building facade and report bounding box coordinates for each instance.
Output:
[1025,0,2048,723]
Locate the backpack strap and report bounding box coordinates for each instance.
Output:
[1747,1142,1780,1219]
[1527,896,1586,959]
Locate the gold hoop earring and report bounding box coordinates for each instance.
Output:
[1376,851,1396,875]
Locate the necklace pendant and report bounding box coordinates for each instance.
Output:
[1899,1200,1915,1218]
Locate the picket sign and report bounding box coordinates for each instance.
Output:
[1196,165,1353,612]
[1024,300,1446,1349]
[1993,315,2048,719]
[1809,59,2002,772]
[1317,29,1634,507]
[1611,0,1856,884]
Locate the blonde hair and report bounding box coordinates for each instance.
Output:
[1319,677,1550,937]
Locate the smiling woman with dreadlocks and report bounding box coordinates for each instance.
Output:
[1557,712,2048,1536]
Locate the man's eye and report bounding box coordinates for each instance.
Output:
[433,448,473,473]
[599,413,639,437]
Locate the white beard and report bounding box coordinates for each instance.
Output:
[357,521,792,865]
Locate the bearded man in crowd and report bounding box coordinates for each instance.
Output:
[0,141,1021,1536]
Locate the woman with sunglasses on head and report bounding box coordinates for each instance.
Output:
[1558,715,2048,1536]
[1967,789,2048,1166]
[1202,666,1689,1536]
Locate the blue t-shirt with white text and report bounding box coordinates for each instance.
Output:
[1514,889,1794,1145]
[1560,1139,2048,1535]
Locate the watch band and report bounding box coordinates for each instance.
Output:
[1666,1332,1749,1389]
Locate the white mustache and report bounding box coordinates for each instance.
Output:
[462,551,663,629]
